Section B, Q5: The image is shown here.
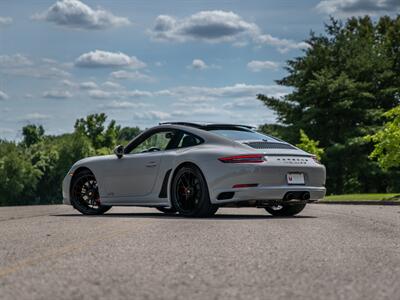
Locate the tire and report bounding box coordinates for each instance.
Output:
[70,170,112,215]
[265,203,306,217]
[156,207,177,214]
[171,165,218,217]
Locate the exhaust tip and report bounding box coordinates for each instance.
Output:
[285,192,295,201]
[302,192,310,201]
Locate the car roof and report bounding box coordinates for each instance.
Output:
[158,121,255,130]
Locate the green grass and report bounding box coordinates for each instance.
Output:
[323,193,400,202]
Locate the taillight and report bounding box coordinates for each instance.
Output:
[218,154,266,163]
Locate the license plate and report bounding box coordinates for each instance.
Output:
[287,173,305,185]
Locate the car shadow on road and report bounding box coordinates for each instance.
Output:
[52,212,316,220]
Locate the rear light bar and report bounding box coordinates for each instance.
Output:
[232,183,258,188]
[218,154,266,163]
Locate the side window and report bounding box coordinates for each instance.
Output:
[176,132,202,148]
[130,130,175,154]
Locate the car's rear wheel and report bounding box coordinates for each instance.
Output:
[156,207,177,214]
[71,170,111,215]
[171,165,218,217]
[265,203,306,217]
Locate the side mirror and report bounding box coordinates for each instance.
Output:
[113,145,124,159]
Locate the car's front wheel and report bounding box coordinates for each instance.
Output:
[171,165,218,217]
[265,203,306,217]
[70,170,111,215]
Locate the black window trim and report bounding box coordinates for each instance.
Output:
[124,128,204,154]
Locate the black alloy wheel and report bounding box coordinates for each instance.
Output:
[70,170,111,215]
[171,165,218,217]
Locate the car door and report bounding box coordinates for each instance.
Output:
[103,153,162,198]
[102,129,176,199]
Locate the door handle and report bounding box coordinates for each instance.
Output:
[146,162,157,168]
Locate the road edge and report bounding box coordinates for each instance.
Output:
[314,201,400,206]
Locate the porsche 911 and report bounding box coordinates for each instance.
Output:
[62,122,326,217]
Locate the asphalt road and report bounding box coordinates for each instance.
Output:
[0,204,399,300]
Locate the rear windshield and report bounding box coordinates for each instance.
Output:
[208,129,281,142]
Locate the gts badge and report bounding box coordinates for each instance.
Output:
[277,157,309,165]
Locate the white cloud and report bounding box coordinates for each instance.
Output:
[187,59,219,70]
[317,0,400,15]
[83,83,287,103]
[100,100,148,110]
[150,11,257,42]
[171,104,221,117]
[222,98,264,109]
[41,58,58,64]
[133,111,171,121]
[23,113,51,121]
[154,89,174,97]
[77,82,288,126]
[0,128,14,135]
[110,70,153,82]
[79,81,98,90]
[0,17,12,27]
[3,66,71,79]
[32,0,130,30]
[75,50,146,68]
[128,102,251,125]
[190,59,207,70]
[123,90,153,98]
[109,84,287,125]
[0,55,71,79]
[150,10,308,52]
[247,60,279,72]
[0,54,33,67]
[102,81,122,89]
[163,83,288,100]
[43,90,72,99]
[88,89,153,100]
[61,79,75,87]
[255,34,309,53]
[0,90,9,100]
[171,95,216,103]
[88,89,112,99]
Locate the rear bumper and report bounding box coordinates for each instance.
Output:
[211,185,326,204]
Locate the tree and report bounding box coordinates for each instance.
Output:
[118,126,141,143]
[74,113,121,151]
[0,141,40,205]
[367,106,400,169]
[296,130,324,160]
[22,124,45,147]
[258,16,400,194]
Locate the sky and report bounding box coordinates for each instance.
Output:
[0,0,399,140]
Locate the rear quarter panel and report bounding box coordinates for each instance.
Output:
[172,145,326,202]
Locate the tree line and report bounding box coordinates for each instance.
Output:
[0,114,140,206]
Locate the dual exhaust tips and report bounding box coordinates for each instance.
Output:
[284,191,310,201]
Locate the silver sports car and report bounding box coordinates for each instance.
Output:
[62,122,326,217]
